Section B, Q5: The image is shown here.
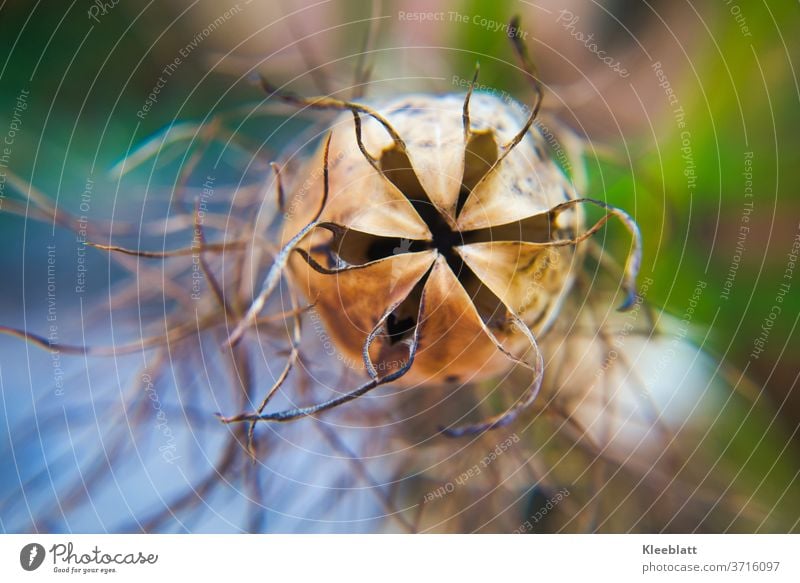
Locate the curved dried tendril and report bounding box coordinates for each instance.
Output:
[508,15,544,119]
[361,293,426,380]
[258,76,428,199]
[439,198,640,436]
[541,197,642,311]
[294,247,350,275]
[492,16,545,168]
[440,308,545,437]
[293,221,402,275]
[359,256,546,438]
[258,76,407,153]
[465,17,543,188]
[350,110,381,174]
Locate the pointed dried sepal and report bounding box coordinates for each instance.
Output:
[456,241,575,333]
[281,117,432,241]
[291,248,436,372]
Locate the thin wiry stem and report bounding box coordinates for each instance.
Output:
[350,3,381,99]
[255,303,315,325]
[226,132,333,347]
[1,169,137,236]
[462,62,481,141]
[280,6,331,95]
[233,198,274,316]
[314,421,417,533]
[219,296,424,424]
[173,120,220,216]
[270,162,286,213]
[87,239,247,258]
[138,434,243,533]
[219,343,417,423]
[193,201,234,317]
[0,316,216,356]
[246,287,303,458]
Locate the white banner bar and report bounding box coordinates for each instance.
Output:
[1,534,797,582]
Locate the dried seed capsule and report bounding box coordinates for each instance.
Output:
[283,92,583,387]
[223,58,640,436]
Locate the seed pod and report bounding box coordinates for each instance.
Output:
[283,92,583,388]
